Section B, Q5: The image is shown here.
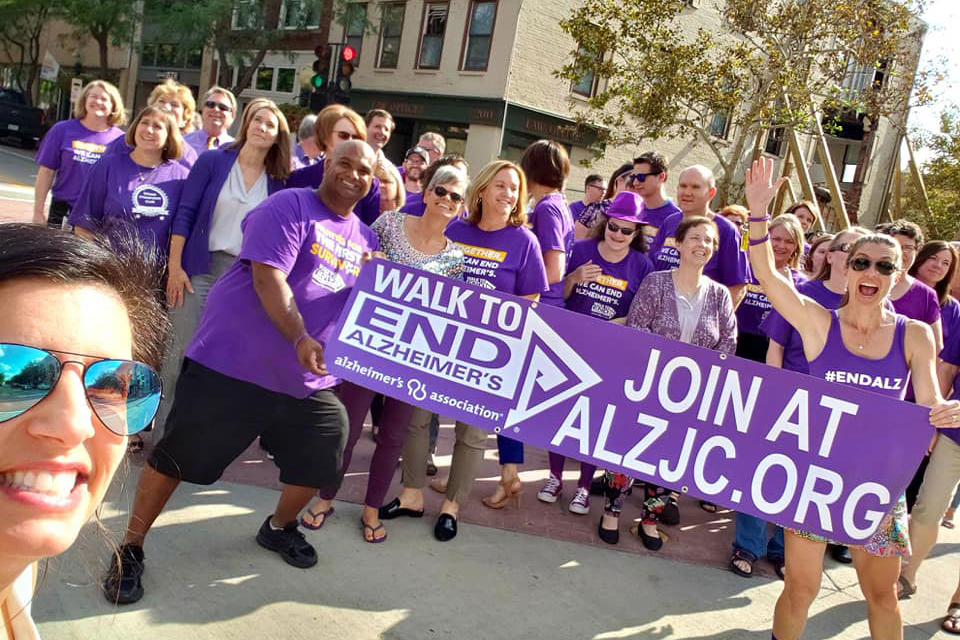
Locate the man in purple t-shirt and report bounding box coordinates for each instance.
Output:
[648,165,750,307]
[628,151,683,249]
[104,141,381,605]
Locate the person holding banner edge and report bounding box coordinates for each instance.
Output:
[303,165,468,542]
[745,157,960,640]
[383,160,548,542]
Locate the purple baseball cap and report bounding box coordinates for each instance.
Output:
[605,191,643,224]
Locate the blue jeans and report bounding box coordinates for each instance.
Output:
[733,512,784,561]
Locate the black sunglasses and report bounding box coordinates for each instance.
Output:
[850,257,898,276]
[0,344,161,435]
[433,185,464,204]
[335,131,364,141]
[204,100,233,113]
[607,220,638,236]
[628,171,659,184]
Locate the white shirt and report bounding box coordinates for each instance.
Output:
[208,161,269,255]
[2,565,40,640]
[674,279,707,344]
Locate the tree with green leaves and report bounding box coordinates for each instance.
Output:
[557,0,931,207]
[899,108,960,240]
[0,0,62,104]
[59,0,141,76]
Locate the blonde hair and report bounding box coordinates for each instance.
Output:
[314,104,366,153]
[769,213,805,270]
[74,80,126,127]
[464,160,528,228]
[229,98,292,181]
[418,131,445,153]
[124,106,183,161]
[148,79,197,132]
[376,160,406,210]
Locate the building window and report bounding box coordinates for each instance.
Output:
[709,110,730,139]
[377,3,406,69]
[156,44,178,67]
[234,0,261,29]
[276,68,296,92]
[344,3,367,61]
[282,0,321,29]
[764,127,786,156]
[417,3,448,69]
[462,1,496,71]
[255,68,274,91]
[141,43,157,66]
[570,47,597,97]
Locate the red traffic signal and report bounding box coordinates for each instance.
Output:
[342,45,357,63]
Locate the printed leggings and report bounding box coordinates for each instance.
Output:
[602,471,670,524]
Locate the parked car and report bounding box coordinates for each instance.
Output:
[0,88,46,149]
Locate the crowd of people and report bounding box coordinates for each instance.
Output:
[4,76,960,639]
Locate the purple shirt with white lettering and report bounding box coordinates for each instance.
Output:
[186,188,379,398]
[68,152,189,253]
[35,119,124,205]
[564,240,653,320]
[529,193,574,306]
[737,270,806,337]
[445,218,548,297]
[639,199,682,248]
[647,212,751,286]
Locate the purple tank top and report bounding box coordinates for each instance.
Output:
[808,310,910,400]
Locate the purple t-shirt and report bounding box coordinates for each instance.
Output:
[564,240,653,320]
[648,212,751,286]
[529,193,574,306]
[736,270,806,337]
[445,218,548,297]
[940,326,960,444]
[400,192,426,217]
[101,134,198,171]
[68,153,189,253]
[35,119,124,205]
[286,158,382,227]
[639,200,682,248]
[891,278,941,326]
[942,298,960,349]
[186,188,380,398]
[569,200,587,222]
[761,279,844,374]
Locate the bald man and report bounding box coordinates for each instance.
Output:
[647,165,750,306]
[104,140,381,605]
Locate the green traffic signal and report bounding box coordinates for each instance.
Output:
[311,74,324,89]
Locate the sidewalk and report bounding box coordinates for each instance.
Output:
[33,470,960,639]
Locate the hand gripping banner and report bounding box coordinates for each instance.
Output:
[326,260,932,545]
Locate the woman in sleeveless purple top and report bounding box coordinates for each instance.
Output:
[746,158,960,640]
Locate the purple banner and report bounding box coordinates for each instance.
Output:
[326,260,933,545]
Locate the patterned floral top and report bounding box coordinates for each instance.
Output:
[370,209,465,279]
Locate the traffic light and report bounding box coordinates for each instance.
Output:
[310,44,331,111]
[331,45,356,105]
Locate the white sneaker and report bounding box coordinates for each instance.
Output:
[568,487,590,515]
[537,475,562,503]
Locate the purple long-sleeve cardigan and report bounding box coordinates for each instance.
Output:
[170,147,284,277]
[626,270,738,354]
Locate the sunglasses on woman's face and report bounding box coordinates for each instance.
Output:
[607,220,638,236]
[849,257,898,276]
[433,185,464,204]
[334,131,363,141]
[0,344,161,436]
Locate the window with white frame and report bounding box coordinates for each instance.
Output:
[417,2,448,69]
[461,1,496,71]
[377,3,406,69]
[570,46,597,97]
[255,68,274,91]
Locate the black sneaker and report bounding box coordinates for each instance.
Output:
[255,515,318,568]
[103,543,145,605]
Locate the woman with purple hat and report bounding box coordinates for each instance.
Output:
[620,214,738,549]
[537,191,653,518]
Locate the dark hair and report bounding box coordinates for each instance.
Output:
[520,139,570,190]
[605,163,633,200]
[420,153,469,194]
[584,173,603,187]
[0,224,168,371]
[885,219,925,247]
[804,233,834,274]
[910,240,958,307]
[633,151,667,175]
[676,215,718,250]
[588,213,646,253]
[365,108,394,127]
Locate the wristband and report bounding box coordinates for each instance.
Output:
[747,215,770,222]
[748,234,770,246]
[294,331,310,349]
